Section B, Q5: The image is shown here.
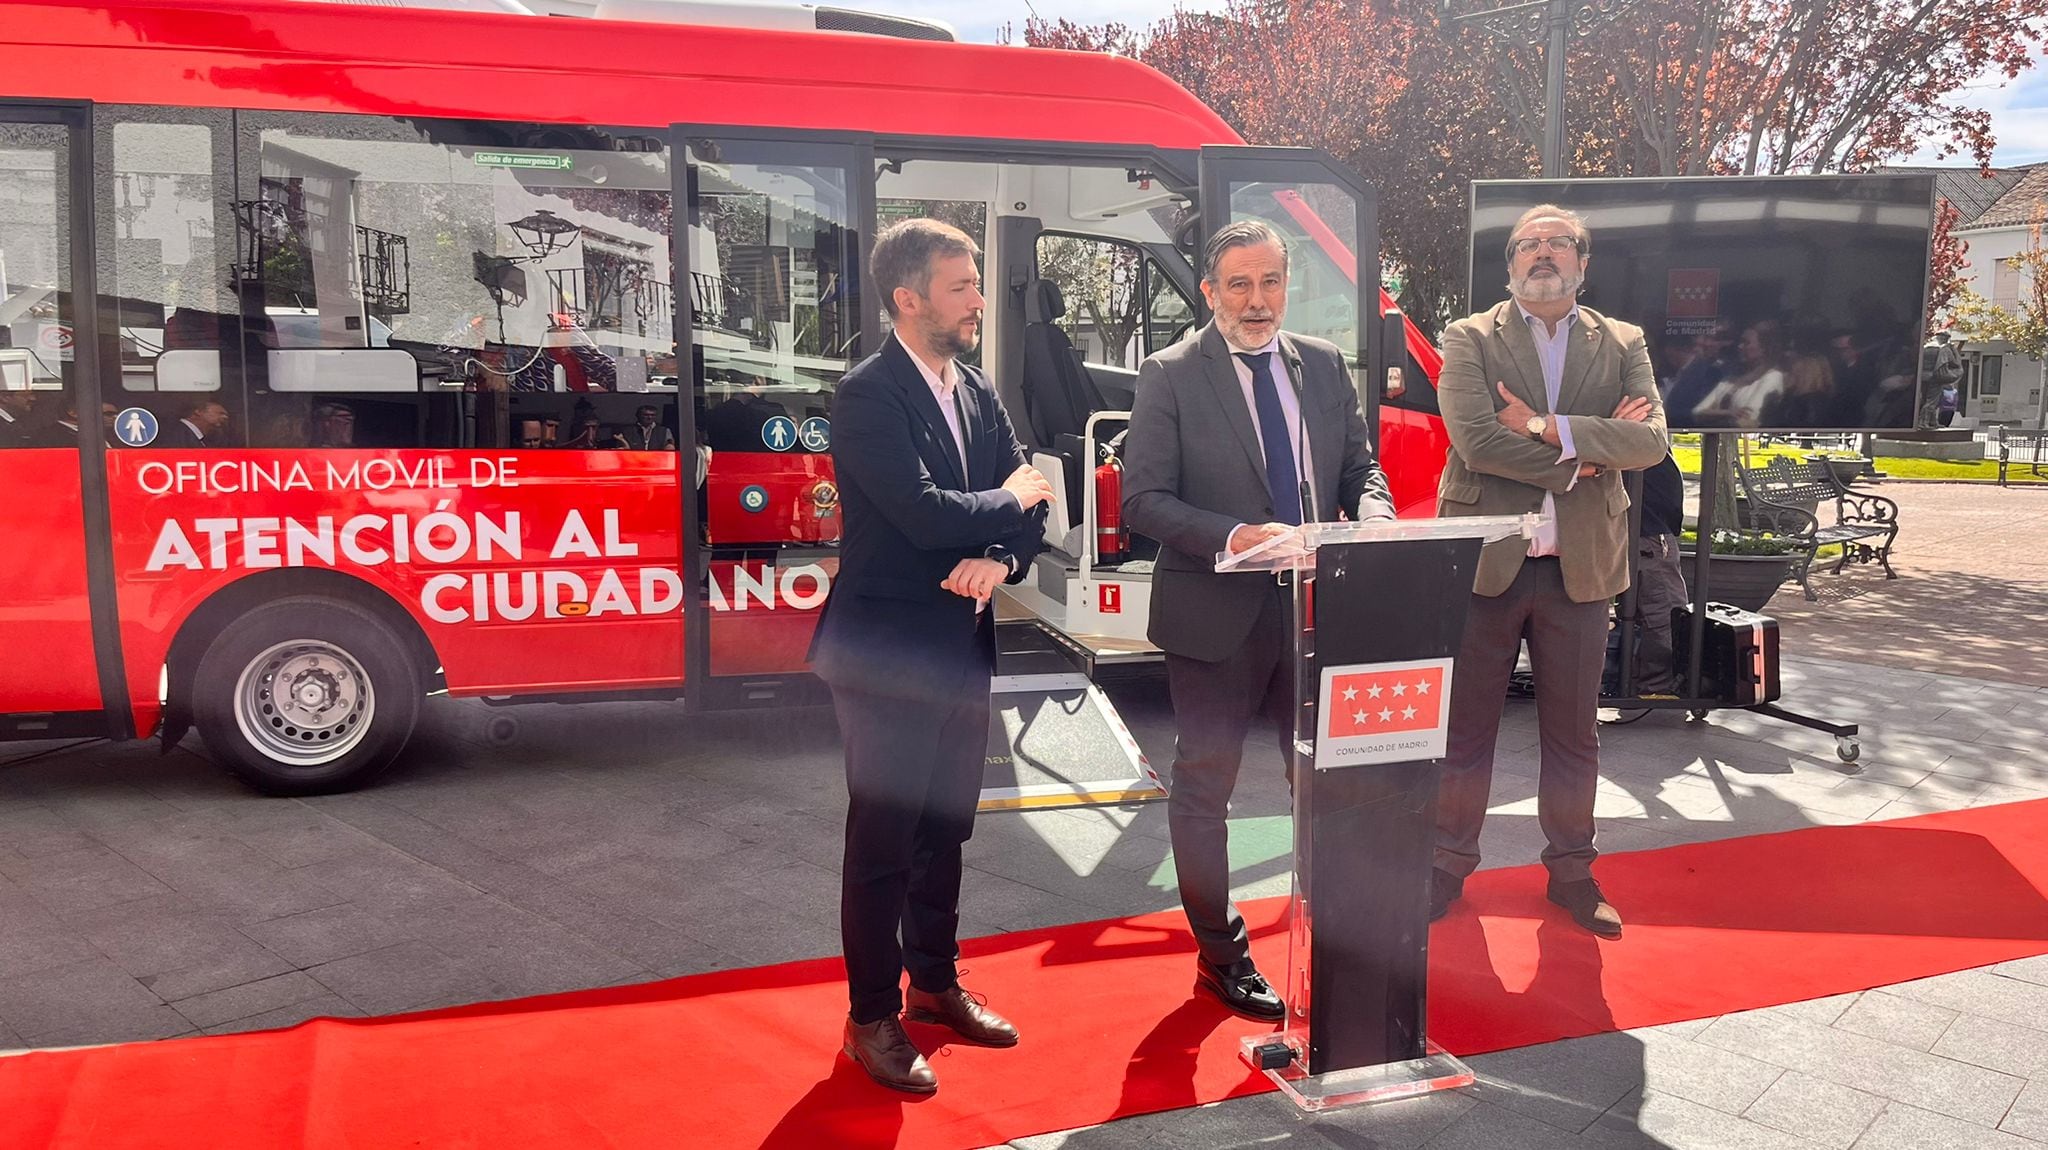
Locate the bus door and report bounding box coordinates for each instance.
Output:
[857,144,1203,541]
[0,104,124,738]
[1198,146,1383,442]
[1197,147,1444,515]
[672,128,873,709]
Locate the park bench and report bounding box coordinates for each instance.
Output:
[1734,457,1899,601]
[1998,427,2048,487]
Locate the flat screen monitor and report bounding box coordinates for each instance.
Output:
[1469,175,1937,432]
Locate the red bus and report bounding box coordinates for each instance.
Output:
[0,0,1450,795]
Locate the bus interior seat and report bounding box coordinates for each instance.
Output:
[1022,278,1106,503]
[1022,279,1105,442]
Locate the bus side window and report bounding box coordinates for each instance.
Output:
[0,122,77,449]
[1034,233,1193,369]
[227,112,677,451]
[98,110,241,448]
[1145,254,1197,354]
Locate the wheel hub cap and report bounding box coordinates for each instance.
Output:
[233,641,376,767]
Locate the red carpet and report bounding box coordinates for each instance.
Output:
[9,800,2048,1149]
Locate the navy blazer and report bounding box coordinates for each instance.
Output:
[809,336,1047,701]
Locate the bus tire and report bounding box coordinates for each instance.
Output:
[192,596,422,796]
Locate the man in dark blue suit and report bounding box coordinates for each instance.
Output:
[810,218,1052,1095]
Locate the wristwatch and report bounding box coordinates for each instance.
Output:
[984,545,1019,579]
[1524,415,1549,440]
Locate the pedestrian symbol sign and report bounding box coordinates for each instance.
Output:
[740,485,769,512]
[762,416,797,452]
[116,407,158,447]
[799,417,831,452]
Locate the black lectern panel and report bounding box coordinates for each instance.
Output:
[1304,536,1482,1074]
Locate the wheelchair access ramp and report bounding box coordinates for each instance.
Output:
[978,620,1163,813]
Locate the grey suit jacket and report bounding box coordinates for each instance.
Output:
[1123,323,1394,662]
[1435,301,1668,602]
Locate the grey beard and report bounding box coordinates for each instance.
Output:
[1218,312,1279,352]
[1508,269,1582,303]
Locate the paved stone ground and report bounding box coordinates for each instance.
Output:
[1728,481,2048,689]
[2,481,2046,1149]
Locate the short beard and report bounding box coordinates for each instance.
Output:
[922,313,979,359]
[1508,268,1582,304]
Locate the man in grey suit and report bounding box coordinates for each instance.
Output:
[1123,219,1394,1020]
[1430,204,1668,937]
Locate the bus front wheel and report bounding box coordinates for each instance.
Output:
[193,597,422,796]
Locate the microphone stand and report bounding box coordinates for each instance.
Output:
[1279,339,1320,900]
[1282,346,1319,528]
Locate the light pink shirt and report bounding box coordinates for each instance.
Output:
[1514,302,1584,558]
[898,333,966,471]
[897,333,1017,513]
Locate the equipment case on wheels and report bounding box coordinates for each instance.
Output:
[1672,603,1781,707]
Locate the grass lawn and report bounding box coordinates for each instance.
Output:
[1669,441,1807,475]
[1869,457,2044,482]
[1667,436,2043,484]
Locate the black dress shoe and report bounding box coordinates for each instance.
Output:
[1547,876,1623,939]
[1195,958,1285,1022]
[1429,867,1464,922]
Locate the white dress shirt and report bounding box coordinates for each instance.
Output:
[1514,302,1585,558]
[1227,336,1311,488]
[898,333,968,474]
[1227,336,1316,536]
[1224,335,1395,538]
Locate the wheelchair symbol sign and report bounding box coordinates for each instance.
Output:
[762,416,798,452]
[116,407,159,447]
[798,417,830,452]
[740,485,769,513]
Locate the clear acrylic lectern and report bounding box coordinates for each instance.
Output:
[1216,513,1543,1111]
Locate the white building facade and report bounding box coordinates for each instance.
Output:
[1954,165,2048,429]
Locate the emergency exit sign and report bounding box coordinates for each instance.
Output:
[473,152,573,171]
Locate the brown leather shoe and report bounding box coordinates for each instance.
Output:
[1547,876,1623,939]
[842,1015,937,1094]
[904,984,1020,1047]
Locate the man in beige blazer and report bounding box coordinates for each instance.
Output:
[1431,204,1668,937]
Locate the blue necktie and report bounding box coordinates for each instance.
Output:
[1235,351,1302,525]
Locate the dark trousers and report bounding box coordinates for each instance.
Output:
[1633,533,1687,695]
[834,685,990,1024]
[1163,585,1295,968]
[1435,556,1607,884]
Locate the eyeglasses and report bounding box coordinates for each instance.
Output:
[1512,235,1582,256]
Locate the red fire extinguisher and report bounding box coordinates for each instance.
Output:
[1094,436,1129,567]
